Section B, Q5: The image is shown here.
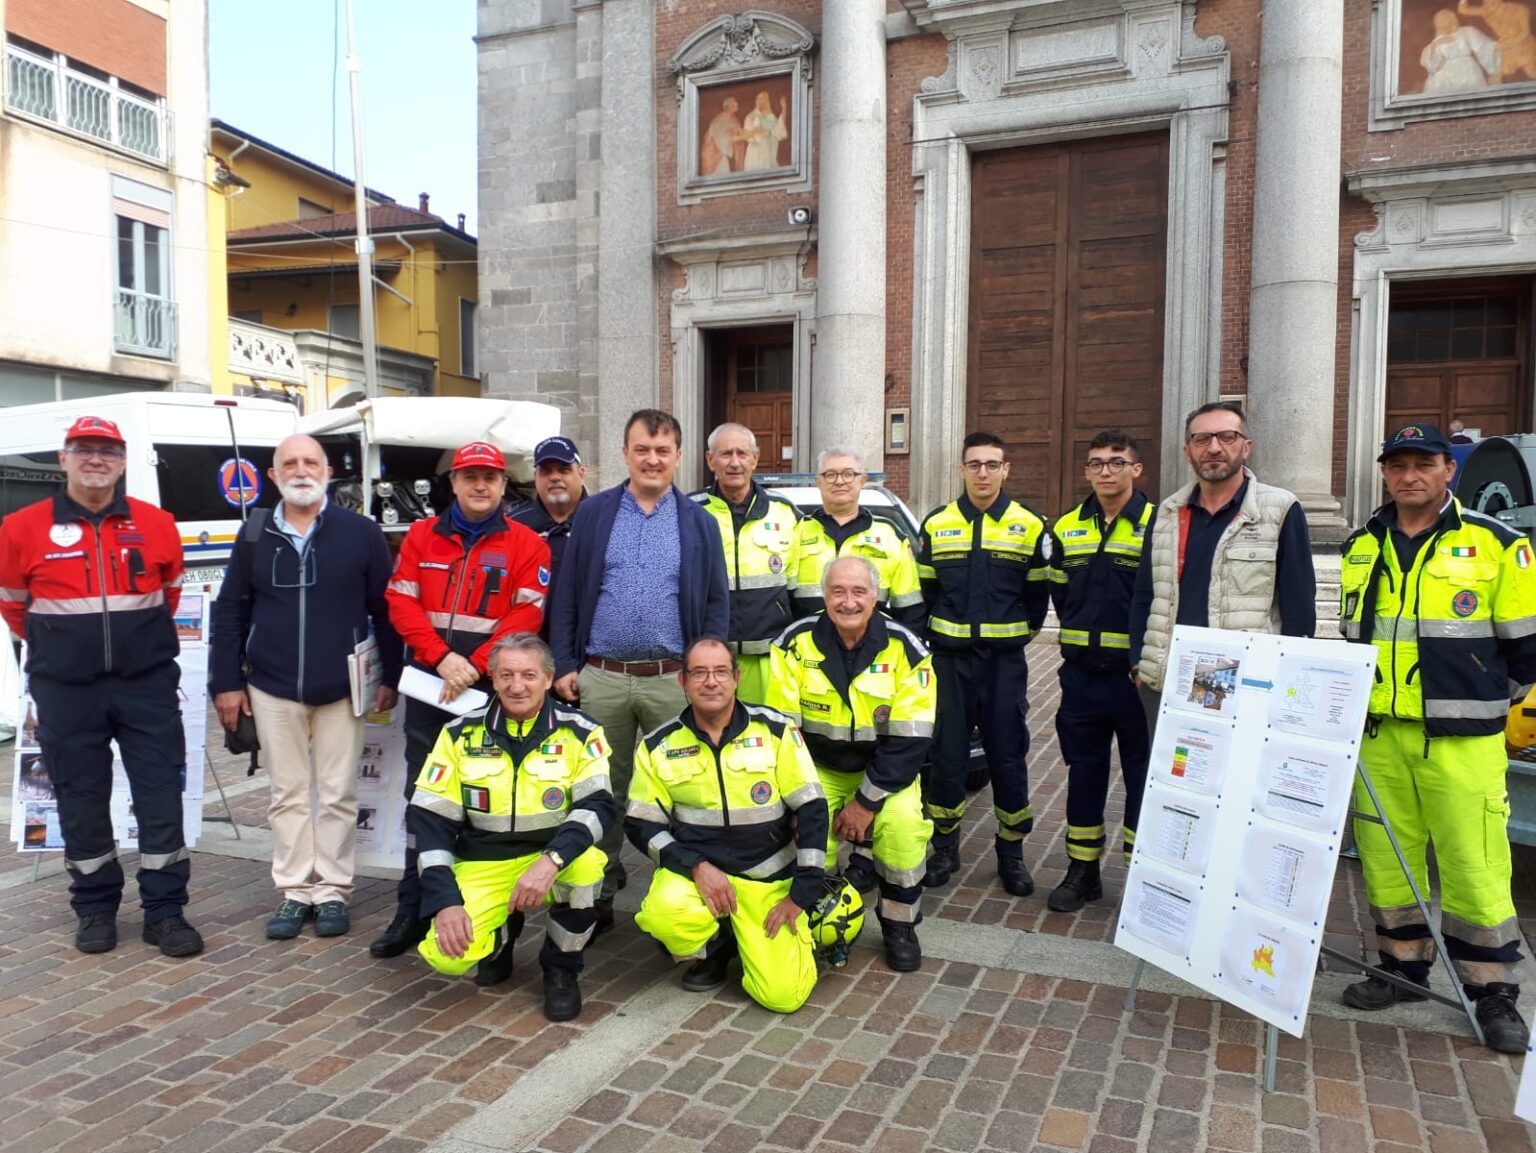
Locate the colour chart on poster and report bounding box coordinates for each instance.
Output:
[1114,626,1377,1037]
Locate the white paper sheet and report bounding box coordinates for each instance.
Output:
[1137,787,1217,876]
[1121,865,1199,957]
[1167,643,1246,719]
[1217,907,1313,1024]
[398,665,488,716]
[1235,826,1336,928]
[1252,739,1354,834]
[1269,655,1372,741]
[1149,716,1233,797]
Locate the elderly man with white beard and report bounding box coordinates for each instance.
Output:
[212,434,403,940]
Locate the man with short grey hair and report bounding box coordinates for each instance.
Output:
[691,422,801,704]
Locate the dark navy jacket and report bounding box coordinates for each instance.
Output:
[548,481,730,679]
[211,503,403,706]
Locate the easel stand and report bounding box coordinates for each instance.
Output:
[1121,757,1485,1093]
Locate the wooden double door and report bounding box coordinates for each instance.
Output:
[967,132,1170,516]
[704,324,795,468]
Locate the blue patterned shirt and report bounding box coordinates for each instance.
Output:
[587,487,684,661]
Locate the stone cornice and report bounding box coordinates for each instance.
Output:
[1346,157,1536,202]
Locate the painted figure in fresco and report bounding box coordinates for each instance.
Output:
[742,91,789,171]
[1421,9,1502,91]
[701,96,743,177]
[1458,0,1536,80]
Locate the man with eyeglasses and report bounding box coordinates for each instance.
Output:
[211,434,403,941]
[915,433,1053,895]
[1129,402,1316,733]
[1043,431,1152,912]
[690,424,801,704]
[372,441,552,961]
[0,416,201,957]
[409,633,615,1021]
[767,556,937,972]
[627,637,828,1011]
[791,448,924,627]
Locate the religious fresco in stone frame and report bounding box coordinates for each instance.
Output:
[695,74,795,179]
[668,12,815,205]
[1377,0,1536,123]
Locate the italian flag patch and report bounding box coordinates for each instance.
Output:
[540,742,564,756]
[424,763,450,786]
[737,736,765,748]
[1519,544,1532,569]
[586,735,609,758]
[1450,546,1477,558]
[918,668,931,688]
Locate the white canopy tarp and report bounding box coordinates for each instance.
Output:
[298,397,562,482]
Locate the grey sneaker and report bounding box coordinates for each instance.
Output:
[314,902,350,938]
[265,899,312,940]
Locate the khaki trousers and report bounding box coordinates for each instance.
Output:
[248,685,366,905]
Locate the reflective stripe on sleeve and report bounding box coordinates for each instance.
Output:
[388,580,420,597]
[31,591,165,615]
[782,782,825,809]
[627,800,670,824]
[418,849,456,873]
[1423,697,1510,720]
[1419,619,1495,639]
[514,588,546,609]
[0,587,26,602]
[796,848,827,870]
[886,720,933,738]
[411,790,465,821]
[565,809,604,839]
[1495,615,1536,641]
[573,774,612,800]
[646,830,677,863]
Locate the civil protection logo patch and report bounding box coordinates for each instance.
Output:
[768,553,783,574]
[542,786,565,810]
[873,705,892,724]
[1452,590,1479,617]
[750,780,773,804]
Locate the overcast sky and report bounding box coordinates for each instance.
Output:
[209,1,479,234]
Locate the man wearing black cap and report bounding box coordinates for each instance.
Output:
[511,436,588,595]
[1337,422,1536,1052]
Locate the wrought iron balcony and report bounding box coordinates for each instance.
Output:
[5,43,166,162]
[115,290,177,360]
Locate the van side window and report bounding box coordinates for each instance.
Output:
[0,453,65,521]
[153,443,279,522]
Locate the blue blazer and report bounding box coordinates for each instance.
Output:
[548,481,729,678]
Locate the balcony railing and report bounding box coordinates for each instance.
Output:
[115,290,177,360]
[5,43,166,162]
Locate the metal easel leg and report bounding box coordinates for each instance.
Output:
[30,854,42,882]
[1345,758,1484,1047]
[1262,1023,1279,1094]
[1124,959,1146,1013]
[205,749,242,841]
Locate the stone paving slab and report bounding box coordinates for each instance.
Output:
[0,642,1534,1151]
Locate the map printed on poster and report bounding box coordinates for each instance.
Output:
[1115,626,1377,1037]
[10,589,213,853]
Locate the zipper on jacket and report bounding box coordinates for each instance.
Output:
[297,551,308,699]
[710,747,733,845]
[91,527,112,672]
[441,544,468,644]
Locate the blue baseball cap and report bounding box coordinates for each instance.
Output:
[1378,423,1453,462]
[534,436,581,466]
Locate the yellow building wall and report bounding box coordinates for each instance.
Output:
[206,154,233,395]
[212,137,375,235]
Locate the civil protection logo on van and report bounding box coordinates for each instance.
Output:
[218,457,262,509]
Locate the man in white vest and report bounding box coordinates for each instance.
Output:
[1128,402,1316,729]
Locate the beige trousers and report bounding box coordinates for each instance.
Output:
[248,685,366,905]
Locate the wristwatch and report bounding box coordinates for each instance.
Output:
[542,849,565,869]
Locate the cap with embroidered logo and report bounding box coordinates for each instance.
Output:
[64,416,126,445]
[1378,422,1453,462]
[534,436,580,466]
[451,441,507,472]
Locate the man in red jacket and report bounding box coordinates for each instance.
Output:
[371,441,552,959]
[0,416,201,957]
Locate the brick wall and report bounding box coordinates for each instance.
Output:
[6,0,166,95]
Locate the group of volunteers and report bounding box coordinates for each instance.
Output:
[0,403,1530,1051]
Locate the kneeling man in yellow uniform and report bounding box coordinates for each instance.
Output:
[628,637,829,1012]
[409,633,615,1022]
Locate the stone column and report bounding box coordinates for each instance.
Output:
[594,0,659,487]
[1243,0,1348,538]
[814,0,887,469]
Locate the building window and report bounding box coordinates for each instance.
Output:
[297,197,332,220]
[112,177,176,360]
[329,303,360,340]
[459,298,477,378]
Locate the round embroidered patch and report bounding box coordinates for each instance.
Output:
[1452,590,1479,618]
[767,553,783,575]
[873,705,892,724]
[750,780,773,805]
[542,786,565,810]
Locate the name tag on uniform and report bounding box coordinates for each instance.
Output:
[667,745,701,759]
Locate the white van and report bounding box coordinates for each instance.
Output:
[0,393,299,583]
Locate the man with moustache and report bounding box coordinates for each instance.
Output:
[212,434,403,939]
[510,436,587,600]
[548,409,729,933]
[691,423,801,704]
[1129,403,1316,733]
[0,416,199,956]
[372,441,551,960]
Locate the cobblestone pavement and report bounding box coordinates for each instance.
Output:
[1,644,1534,1152]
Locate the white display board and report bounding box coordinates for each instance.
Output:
[10,586,212,853]
[1114,626,1378,1037]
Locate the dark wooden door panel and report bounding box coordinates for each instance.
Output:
[968,132,1168,517]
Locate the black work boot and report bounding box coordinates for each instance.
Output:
[475,912,524,987]
[1047,859,1103,913]
[997,855,1034,898]
[142,914,204,958]
[592,899,616,940]
[922,841,960,889]
[542,968,583,1021]
[843,855,880,895]
[682,932,736,991]
[1341,966,1429,1010]
[75,913,118,954]
[369,912,431,958]
[882,922,923,972]
[1473,983,1530,1054]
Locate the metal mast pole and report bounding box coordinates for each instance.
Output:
[344,0,381,400]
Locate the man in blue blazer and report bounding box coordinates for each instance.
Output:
[548,410,729,933]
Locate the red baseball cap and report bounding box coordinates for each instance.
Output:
[64,416,126,445]
[451,441,506,473]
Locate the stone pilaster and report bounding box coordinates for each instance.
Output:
[814,0,887,470]
[1243,0,1349,540]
